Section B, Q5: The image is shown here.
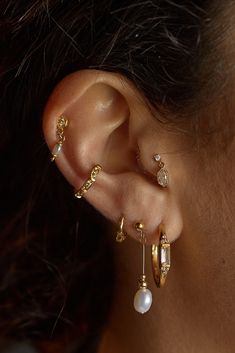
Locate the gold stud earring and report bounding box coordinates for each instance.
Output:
[133,222,152,314]
[151,224,171,288]
[153,154,169,187]
[74,165,102,199]
[116,216,127,242]
[51,115,69,162]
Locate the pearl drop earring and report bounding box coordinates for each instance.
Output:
[133,222,152,314]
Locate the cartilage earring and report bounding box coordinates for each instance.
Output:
[51,115,69,162]
[116,216,127,242]
[151,224,171,288]
[74,165,102,198]
[153,154,169,187]
[133,222,152,314]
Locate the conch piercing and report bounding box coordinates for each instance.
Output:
[153,154,169,188]
[74,165,102,199]
[133,222,152,314]
[151,224,171,288]
[116,216,127,243]
[51,115,69,162]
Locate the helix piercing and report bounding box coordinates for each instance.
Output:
[74,165,102,199]
[51,115,69,162]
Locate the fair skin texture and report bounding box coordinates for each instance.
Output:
[43,69,235,353]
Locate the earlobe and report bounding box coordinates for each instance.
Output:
[42,69,183,244]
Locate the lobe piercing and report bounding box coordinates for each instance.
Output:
[133,222,152,314]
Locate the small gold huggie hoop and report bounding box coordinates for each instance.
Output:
[116,216,127,242]
[74,165,102,199]
[151,224,171,288]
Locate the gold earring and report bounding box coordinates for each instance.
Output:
[74,165,102,199]
[133,222,152,314]
[51,115,69,162]
[151,224,171,288]
[153,154,169,187]
[116,216,127,242]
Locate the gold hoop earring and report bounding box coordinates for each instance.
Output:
[153,154,169,188]
[116,216,127,242]
[133,222,152,314]
[74,165,102,199]
[151,224,171,288]
[51,115,69,162]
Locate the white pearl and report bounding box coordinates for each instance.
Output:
[134,288,152,314]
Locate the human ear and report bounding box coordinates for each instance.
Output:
[43,69,183,243]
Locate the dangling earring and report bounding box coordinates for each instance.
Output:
[151,224,171,288]
[51,115,69,162]
[153,154,169,187]
[133,222,152,314]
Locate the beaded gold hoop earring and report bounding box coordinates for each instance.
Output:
[74,165,102,199]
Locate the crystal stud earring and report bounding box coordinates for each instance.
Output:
[133,222,152,314]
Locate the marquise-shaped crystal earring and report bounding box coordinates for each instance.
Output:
[133,222,152,314]
[153,154,169,188]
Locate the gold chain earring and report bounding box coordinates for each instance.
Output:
[133,222,152,314]
[74,165,102,198]
[116,216,127,242]
[151,224,171,288]
[153,154,169,187]
[51,115,69,162]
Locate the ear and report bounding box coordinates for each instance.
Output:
[43,69,183,243]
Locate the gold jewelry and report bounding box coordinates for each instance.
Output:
[136,148,169,188]
[74,165,102,199]
[133,222,152,314]
[153,154,169,187]
[116,216,127,242]
[51,115,69,162]
[151,224,171,288]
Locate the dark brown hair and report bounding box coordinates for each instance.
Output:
[0,0,229,352]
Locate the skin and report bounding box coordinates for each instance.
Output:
[43,69,235,353]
